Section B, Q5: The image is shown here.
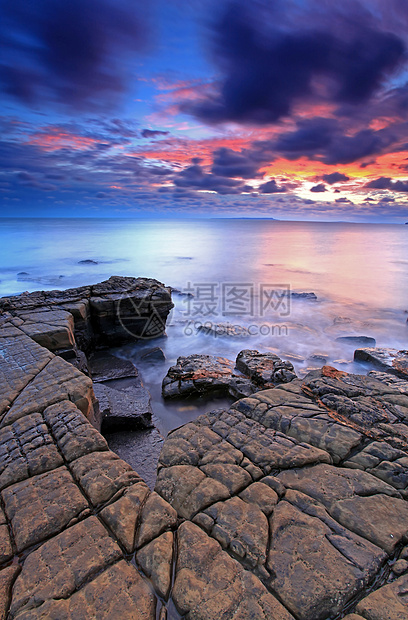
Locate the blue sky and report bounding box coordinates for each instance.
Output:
[1,0,408,221]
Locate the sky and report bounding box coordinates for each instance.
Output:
[1,0,408,221]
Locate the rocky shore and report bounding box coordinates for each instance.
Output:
[1,277,408,619]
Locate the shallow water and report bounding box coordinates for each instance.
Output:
[1,217,407,437]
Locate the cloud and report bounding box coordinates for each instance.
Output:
[322,172,350,184]
[182,0,405,125]
[141,129,170,138]
[211,147,262,178]
[366,176,408,191]
[259,179,287,193]
[173,161,245,194]
[310,183,327,192]
[0,0,150,110]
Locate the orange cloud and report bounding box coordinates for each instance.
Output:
[27,128,98,152]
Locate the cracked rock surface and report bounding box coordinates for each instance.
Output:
[2,282,408,620]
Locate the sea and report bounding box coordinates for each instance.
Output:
[1,217,407,446]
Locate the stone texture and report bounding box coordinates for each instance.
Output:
[0,565,19,620]
[1,356,97,429]
[267,491,386,620]
[94,377,153,432]
[136,531,174,599]
[16,309,75,351]
[99,482,150,553]
[43,400,108,462]
[14,560,156,620]
[0,329,53,419]
[172,521,294,620]
[136,491,178,548]
[2,467,89,551]
[356,573,408,619]
[0,507,12,565]
[0,412,63,491]
[70,450,142,506]
[10,517,122,616]
[354,347,408,379]
[88,351,138,382]
[236,349,297,385]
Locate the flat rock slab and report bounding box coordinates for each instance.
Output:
[355,347,408,379]
[88,351,138,382]
[15,309,75,351]
[94,377,153,431]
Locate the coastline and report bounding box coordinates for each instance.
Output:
[1,277,408,619]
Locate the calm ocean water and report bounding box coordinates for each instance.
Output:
[1,217,407,435]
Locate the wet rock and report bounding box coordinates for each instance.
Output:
[236,350,297,385]
[162,354,237,399]
[291,291,317,300]
[336,335,376,346]
[141,347,166,362]
[356,573,408,619]
[94,376,153,432]
[78,259,98,264]
[354,347,408,379]
[368,370,408,394]
[89,351,138,382]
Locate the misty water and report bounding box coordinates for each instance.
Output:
[1,217,407,442]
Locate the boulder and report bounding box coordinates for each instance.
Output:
[354,347,408,379]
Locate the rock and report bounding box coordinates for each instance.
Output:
[354,347,408,379]
[172,521,294,620]
[89,351,138,382]
[70,450,142,507]
[141,347,166,362]
[1,355,99,431]
[94,377,153,432]
[291,291,317,300]
[236,350,297,385]
[308,353,328,363]
[10,516,122,616]
[136,531,174,599]
[0,565,19,620]
[0,276,173,348]
[78,259,99,264]
[198,323,250,338]
[2,467,89,552]
[336,335,376,346]
[18,560,157,619]
[392,559,408,576]
[368,370,408,394]
[162,354,236,399]
[356,573,408,619]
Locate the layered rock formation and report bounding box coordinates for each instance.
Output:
[1,280,408,620]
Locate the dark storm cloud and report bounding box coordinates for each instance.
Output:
[173,162,245,194]
[366,176,408,191]
[141,129,170,138]
[183,1,405,125]
[0,0,150,110]
[258,179,287,193]
[268,118,396,165]
[310,184,327,193]
[211,147,262,178]
[322,172,350,184]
